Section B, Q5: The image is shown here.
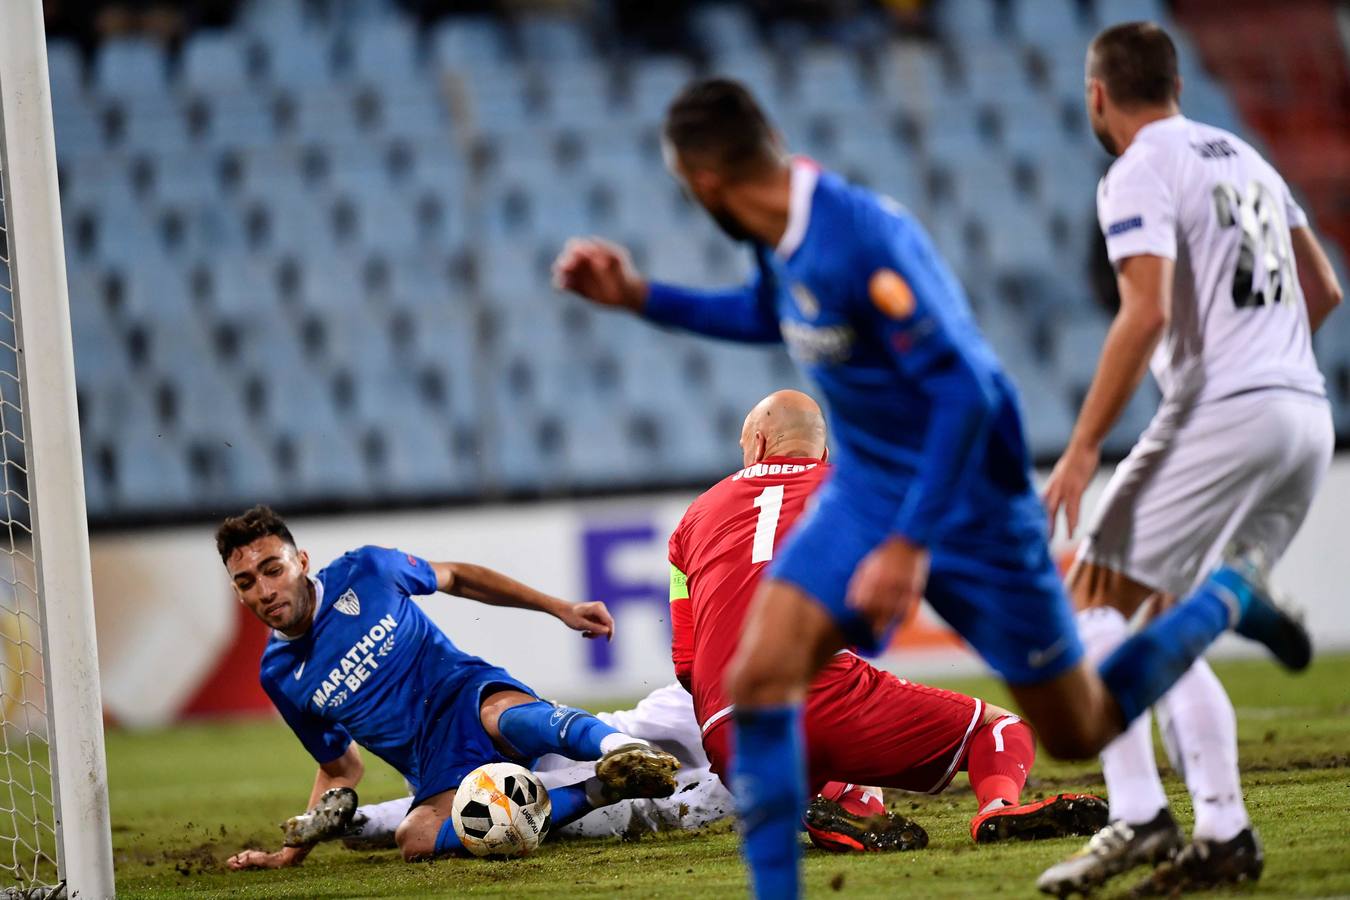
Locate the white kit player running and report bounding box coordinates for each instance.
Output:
[1040,22,1342,898]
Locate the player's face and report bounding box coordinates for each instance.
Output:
[665,145,753,242]
[1084,71,1119,157]
[227,536,313,635]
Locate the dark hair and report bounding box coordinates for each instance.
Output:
[1089,22,1180,108]
[216,504,296,564]
[663,78,778,177]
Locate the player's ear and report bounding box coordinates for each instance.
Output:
[297,548,310,575]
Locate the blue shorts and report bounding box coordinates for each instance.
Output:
[768,469,1083,685]
[410,663,538,807]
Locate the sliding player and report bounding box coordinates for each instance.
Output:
[671,390,1107,847]
[1039,23,1341,897]
[553,78,1310,898]
[216,505,679,870]
[288,683,736,851]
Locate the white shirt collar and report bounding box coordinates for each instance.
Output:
[272,575,323,642]
[775,157,819,260]
[1135,113,1187,143]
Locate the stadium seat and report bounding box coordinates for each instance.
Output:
[182,32,253,93]
[94,38,168,97]
[58,1,1335,516]
[258,32,335,86]
[431,17,512,70]
[113,432,196,510]
[347,20,421,83]
[519,15,591,62]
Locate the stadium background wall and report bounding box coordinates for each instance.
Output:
[79,458,1350,728]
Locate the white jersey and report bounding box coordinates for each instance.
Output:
[1096,115,1324,406]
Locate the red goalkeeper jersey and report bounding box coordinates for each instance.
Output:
[668,456,831,732]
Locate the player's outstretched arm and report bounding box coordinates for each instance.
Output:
[553,237,781,343]
[227,746,365,870]
[431,561,614,640]
[1045,254,1171,537]
[1291,226,1344,333]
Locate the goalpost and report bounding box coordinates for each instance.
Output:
[0,1,116,897]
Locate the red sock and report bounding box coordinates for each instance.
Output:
[819,781,885,816]
[966,715,1036,811]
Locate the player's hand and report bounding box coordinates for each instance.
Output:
[552,237,648,312]
[226,846,306,870]
[1043,440,1101,538]
[560,600,614,641]
[845,537,929,639]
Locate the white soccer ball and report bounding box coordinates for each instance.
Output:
[451,762,552,858]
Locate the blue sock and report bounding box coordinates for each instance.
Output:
[435,814,464,855]
[548,781,596,831]
[732,704,805,900]
[1100,569,1244,723]
[496,701,619,760]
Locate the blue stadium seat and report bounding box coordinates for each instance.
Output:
[1094,0,1167,28]
[631,57,696,110]
[46,39,85,102]
[519,15,591,62]
[94,38,168,97]
[182,32,252,93]
[258,33,335,86]
[285,430,372,501]
[936,0,1003,44]
[694,5,760,58]
[113,433,194,510]
[431,17,511,70]
[348,20,420,82]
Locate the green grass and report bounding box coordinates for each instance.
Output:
[104,655,1350,899]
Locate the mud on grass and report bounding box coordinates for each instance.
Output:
[106,655,1350,898]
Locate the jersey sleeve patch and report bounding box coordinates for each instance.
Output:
[669,563,689,602]
[868,268,916,319]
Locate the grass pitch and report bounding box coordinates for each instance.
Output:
[106,654,1350,898]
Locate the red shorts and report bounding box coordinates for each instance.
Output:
[702,653,983,795]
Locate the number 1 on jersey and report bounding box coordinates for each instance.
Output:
[751,485,785,563]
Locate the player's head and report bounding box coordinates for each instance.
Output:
[1085,21,1181,156]
[740,390,828,467]
[663,78,786,241]
[216,505,313,636]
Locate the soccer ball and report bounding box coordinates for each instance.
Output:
[451,762,552,857]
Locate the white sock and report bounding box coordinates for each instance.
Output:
[354,796,412,839]
[598,732,648,756]
[1157,659,1249,842]
[1077,607,1170,826]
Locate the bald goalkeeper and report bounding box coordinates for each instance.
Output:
[668,390,1107,850]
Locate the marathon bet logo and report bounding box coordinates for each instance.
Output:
[311,613,399,710]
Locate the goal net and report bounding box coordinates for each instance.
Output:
[0,1,115,897]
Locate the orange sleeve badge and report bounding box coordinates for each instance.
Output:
[868,268,916,319]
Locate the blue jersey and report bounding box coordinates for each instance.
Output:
[646,160,1036,546]
[259,546,501,788]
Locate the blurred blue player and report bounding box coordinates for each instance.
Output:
[215,505,678,871]
[553,79,1311,899]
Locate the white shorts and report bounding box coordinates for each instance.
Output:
[1078,388,1333,597]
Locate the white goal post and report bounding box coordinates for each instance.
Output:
[0,1,116,898]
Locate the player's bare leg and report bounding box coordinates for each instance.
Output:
[726,579,926,895]
[395,789,457,861]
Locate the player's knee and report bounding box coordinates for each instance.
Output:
[725,649,797,707]
[394,817,434,862]
[1035,721,1105,760]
